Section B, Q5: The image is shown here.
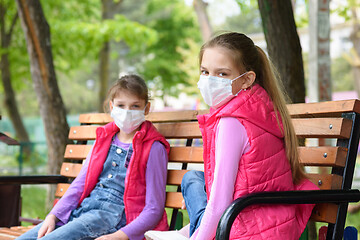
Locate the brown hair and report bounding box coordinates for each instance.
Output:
[103,74,149,112]
[200,32,305,184]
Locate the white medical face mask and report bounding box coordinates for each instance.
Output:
[197,72,247,109]
[111,105,146,134]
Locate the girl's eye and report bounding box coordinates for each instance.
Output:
[200,70,208,75]
[219,73,227,77]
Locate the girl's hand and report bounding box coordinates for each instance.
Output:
[181,199,186,210]
[37,214,58,238]
[95,230,129,240]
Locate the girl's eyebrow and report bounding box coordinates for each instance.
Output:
[200,66,231,72]
[215,67,231,72]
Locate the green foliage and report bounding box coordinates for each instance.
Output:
[331,56,353,92]
[0,0,32,92]
[2,0,159,117]
[331,0,360,21]
[41,0,157,74]
[135,0,202,97]
[216,1,262,34]
[21,186,47,226]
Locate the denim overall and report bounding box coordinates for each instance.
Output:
[17,141,133,240]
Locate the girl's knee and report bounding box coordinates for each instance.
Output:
[181,170,204,188]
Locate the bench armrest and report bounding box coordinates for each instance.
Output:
[0,175,68,185]
[215,189,360,240]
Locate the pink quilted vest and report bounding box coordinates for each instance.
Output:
[198,84,318,240]
[79,121,170,232]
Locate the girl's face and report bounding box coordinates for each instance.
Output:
[200,47,255,94]
[200,47,241,80]
[109,89,150,114]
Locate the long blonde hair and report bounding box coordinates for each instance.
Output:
[200,32,305,184]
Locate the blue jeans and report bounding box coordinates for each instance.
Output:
[16,189,126,240]
[181,170,207,237]
[16,144,130,240]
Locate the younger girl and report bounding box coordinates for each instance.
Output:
[18,74,170,240]
[147,32,318,240]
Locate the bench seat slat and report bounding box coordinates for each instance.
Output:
[0,228,23,237]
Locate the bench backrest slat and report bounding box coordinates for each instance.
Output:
[68,118,353,141]
[63,145,346,167]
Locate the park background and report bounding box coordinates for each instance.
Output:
[0,0,360,238]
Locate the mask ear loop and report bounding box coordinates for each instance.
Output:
[231,72,248,96]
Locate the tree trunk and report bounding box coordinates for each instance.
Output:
[15,0,71,209]
[0,3,30,144]
[98,0,123,113]
[193,0,212,42]
[98,40,110,112]
[257,0,305,103]
[350,7,360,99]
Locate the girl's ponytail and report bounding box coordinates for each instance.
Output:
[256,46,306,184]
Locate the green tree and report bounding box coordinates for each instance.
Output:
[0,0,30,143]
[119,0,202,103]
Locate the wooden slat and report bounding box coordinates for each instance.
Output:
[64,145,92,159]
[299,146,347,167]
[307,174,342,190]
[60,162,83,178]
[311,203,338,223]
[292,118,352,138]
[69,122,203,140]
[147,110,208,123]
[169,146,348,166]
[79,113,112,124]
[0,233,17,239]
[68,126,98,140]
[55,183,70,197]
[77,100,360,124]
[165,192,183,209]
[169,147,203,163]
[167,170,188,186]
[78,110,209,125]
[287,99,360,117]
[154,122,202,139]
[0,228,23,237]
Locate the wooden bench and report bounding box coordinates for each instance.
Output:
[216,99,360,240]
[1,99,360,240]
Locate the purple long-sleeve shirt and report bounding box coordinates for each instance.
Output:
[50,138,168,240]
